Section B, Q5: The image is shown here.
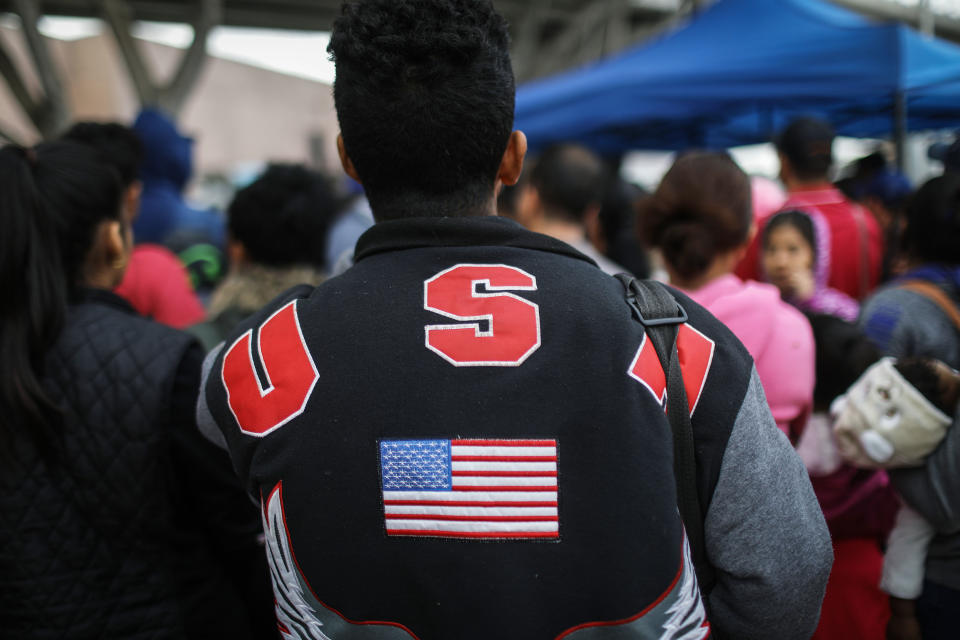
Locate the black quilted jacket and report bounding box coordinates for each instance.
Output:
[0,290,275,640]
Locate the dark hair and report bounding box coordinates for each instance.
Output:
[894,358,955,415]
[228,164,346,268]
[638,151,751,280]
[776,117,834,181]
[0,142,123,452]
[901,173,960,265]
[805,313,881,411]
[327,0,514,220]
[529,144,606,224]
[62,121,143,188]
[762,209,816,257]
[599,178,650,278]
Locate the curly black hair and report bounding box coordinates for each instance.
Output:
[328,0,514,220]
[227,164,347,268]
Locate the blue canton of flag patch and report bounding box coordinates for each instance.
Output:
[380,440,452,490]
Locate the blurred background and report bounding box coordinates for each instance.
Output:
[2,0,960,204]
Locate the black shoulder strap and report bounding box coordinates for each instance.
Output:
[615,274,716,596]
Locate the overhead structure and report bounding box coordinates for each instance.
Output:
[100,0,221,115]
[831,0,960,41]
[515,0,960,157]
[2,0,960,141]
[0,0,692,139]
[0,0,69,137]
[0,0,223,138]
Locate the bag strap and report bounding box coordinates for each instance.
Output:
[615,274,715,595]
[896,280,960,333]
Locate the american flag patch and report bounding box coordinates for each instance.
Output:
[379,438,559,539]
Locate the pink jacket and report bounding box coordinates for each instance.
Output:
[682,274,815,440]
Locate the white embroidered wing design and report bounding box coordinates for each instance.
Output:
[263,486,332,640]
[662,533,710,640]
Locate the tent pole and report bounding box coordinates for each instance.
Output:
[894,91,907,172]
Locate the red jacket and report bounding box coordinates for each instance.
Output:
[737,185,883,300]
[115,244,206,329]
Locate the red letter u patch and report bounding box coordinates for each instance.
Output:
[221,300,319,437]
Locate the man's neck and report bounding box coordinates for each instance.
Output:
[528,217,586,246]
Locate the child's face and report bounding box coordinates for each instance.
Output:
[763,224,814,292]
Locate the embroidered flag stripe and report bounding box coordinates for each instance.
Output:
[452,461,556,470]
[451,470,558,477]
[385,530,559,539]
[383,505,558,516]
[452,455,557,462]
[384,514,558,522]
[452,439,554,446]
[380,439,559,539]
[383,499,558,507]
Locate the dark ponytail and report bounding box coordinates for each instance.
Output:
[0,142,123,454]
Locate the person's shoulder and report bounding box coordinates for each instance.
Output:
[861,283,941,324]
[861,283,957,344]
[216,283,318,349]
[667,284,755,367]
[66,295,199,383]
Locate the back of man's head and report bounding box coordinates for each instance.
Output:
[327,0,515,220]
[776,117,834,182]
[529,144,606,225]
[228,164,346,269]
[62,121,143,188]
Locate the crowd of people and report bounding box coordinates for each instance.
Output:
[1,0,959,638]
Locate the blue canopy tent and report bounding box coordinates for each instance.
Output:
[515,0,960,154]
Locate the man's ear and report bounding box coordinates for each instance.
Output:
[497,130,527,187]
[103,220,126,267]
[337,134,362,183]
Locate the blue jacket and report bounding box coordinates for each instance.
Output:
[132,108,224,249]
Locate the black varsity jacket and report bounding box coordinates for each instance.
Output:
[202,216,784,639]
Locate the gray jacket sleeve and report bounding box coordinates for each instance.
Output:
[890,405,960,535]
[705,368,833,640]
[196,343,229,450]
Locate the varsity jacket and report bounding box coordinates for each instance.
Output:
[0,289,274,640]
[200,216,831,640]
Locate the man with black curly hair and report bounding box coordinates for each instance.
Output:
[188,163,347,350]
[198,1,831,638]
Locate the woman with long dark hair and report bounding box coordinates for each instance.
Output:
[0,142,274,638]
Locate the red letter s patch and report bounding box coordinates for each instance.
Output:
[221,300,319,436]
[424,264,541,366]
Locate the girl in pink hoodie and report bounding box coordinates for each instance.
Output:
[640,152,815,441]
[761,209,860,323]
